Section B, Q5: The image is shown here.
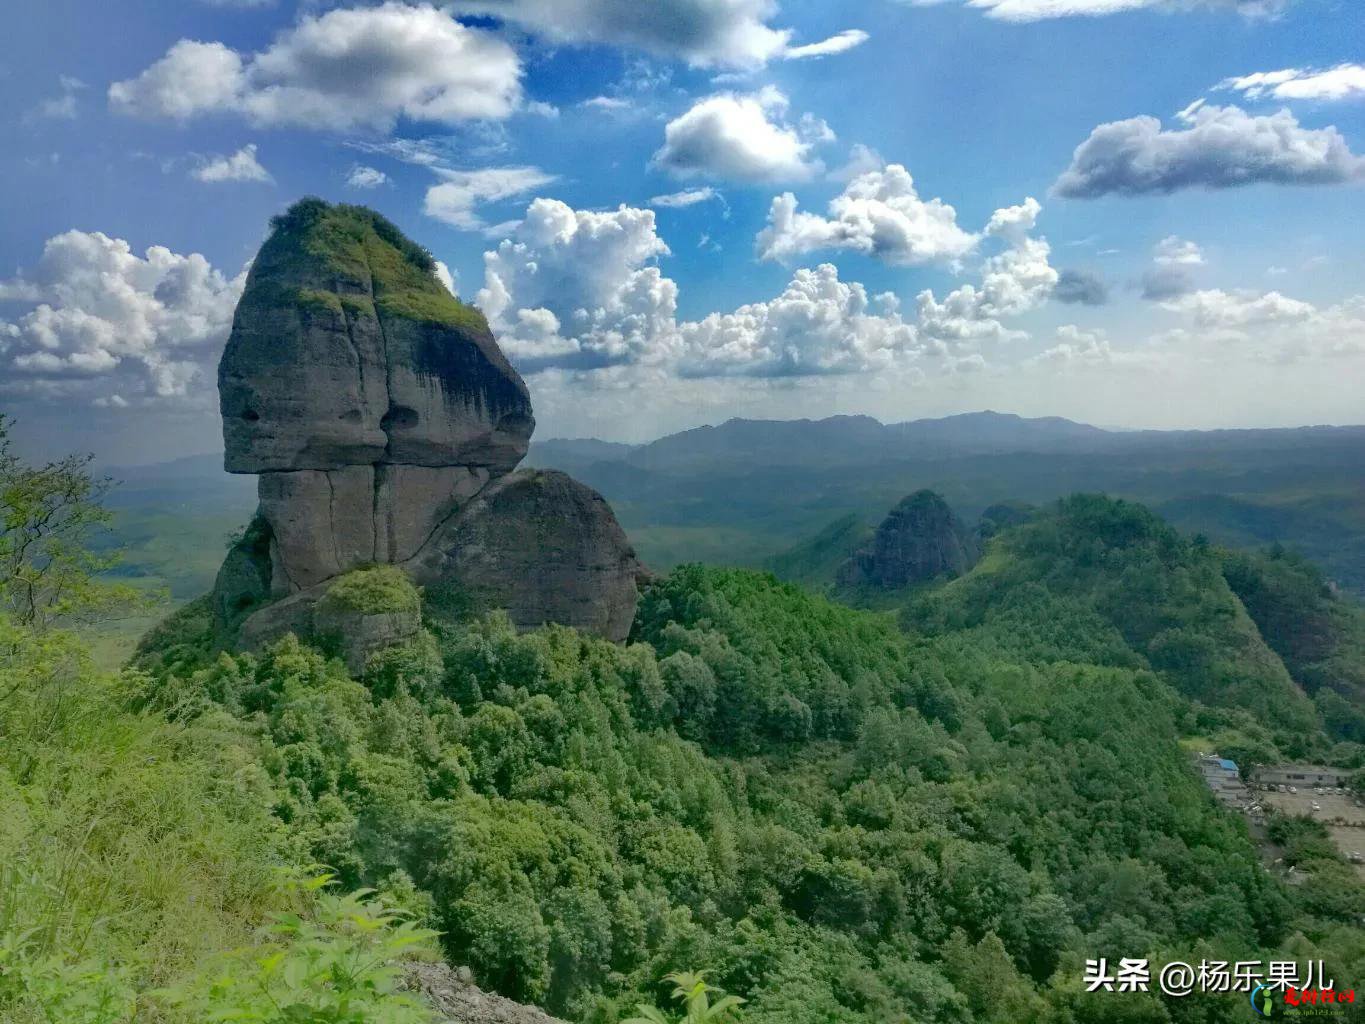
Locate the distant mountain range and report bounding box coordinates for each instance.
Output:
[525,411,1365,476]
[100,412,1365,601]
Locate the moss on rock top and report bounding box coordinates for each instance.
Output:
[244,197,487,334]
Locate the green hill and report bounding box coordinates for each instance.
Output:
[763,512,871,590]
[121,528,1365,1021]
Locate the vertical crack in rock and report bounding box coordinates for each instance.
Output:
[325,470,344,574]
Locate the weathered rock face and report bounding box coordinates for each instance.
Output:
[403,961,565,1024]
[213,199,642,648]
[838,489,981,590]
[408,470,645,642]
[220,199,533,475]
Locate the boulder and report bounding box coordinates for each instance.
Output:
[408,470,644,642]
[838,490,981,590]
[238,565,424,673]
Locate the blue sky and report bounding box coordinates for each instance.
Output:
[3,0,1363,463]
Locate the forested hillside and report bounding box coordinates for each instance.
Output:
[6,419,1364,1023]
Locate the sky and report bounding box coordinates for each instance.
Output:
[2,0,1363,464]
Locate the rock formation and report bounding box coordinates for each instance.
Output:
[837,490,980,590]
[212,199,643,650]
[403,962,565,1024]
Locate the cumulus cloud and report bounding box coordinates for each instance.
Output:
[1155,287,1365,362]
[1033,324,1116,365]
[192,143,272,183]
[757,164,977,265]
[1053,268,1109,305]
[449,0,864,67]
[1161,287,1315,327]
[0,231,246,403]
[346,165,389,189]
[1154,235,1205,265]
[433,261,458,296]
[423,166,556,231]
[109,4,522,131]
[480,194,1058,380]
[1140,236,1204,299]
[916,197,1059,348]
[1054,103,1365,197]
[678,265,917,377]
[908,0,1288,21]
[654,87,830,182]
[478,199,678,370]
[1218,64,1365,103]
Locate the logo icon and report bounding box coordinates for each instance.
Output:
[1251,984,1277,1018]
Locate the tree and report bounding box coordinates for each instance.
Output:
[624,972,745,1024]
[0,415,148,629]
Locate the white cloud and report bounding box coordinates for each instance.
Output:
[478,199,678,369]
[1154,235,1204,265]
[827,143,886,183]
[1054,103,1365,197]
[649,187,724,208]
[433,260,458,296]
[916,197,1059,347]
[25,75,84,122]
[423,166,556,231]
[912,0,1288,21]
[581,95,634,112]
[1155,288,1365,362]
[1033,325,1115,365]
[450,0,862,68]
[109,3,522,131]
[756,164,977,265]
[1161,288,1315,327]
[192,143,272,183]
[346,165,389,189]
[0,231,246,402]
[480,195,1056,380]
[1141,236,1204,299]
[678,265,918,377]
[783,29,870,60]
[1218,64,1365,103]
[654,87,829,182]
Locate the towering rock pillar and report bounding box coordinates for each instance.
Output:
[212,199,643,645]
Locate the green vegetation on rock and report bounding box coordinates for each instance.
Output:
[318,564,422,617]
[251,197,488,334]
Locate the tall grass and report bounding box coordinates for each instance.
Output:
[0,616,434,1021]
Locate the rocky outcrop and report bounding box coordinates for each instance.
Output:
[212,199,642,649]
[838,490,980,590]
[403,962,565,1024]
[408,470,645,641]
[220,199,532,476]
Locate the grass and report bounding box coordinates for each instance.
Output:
[0,622,293,1019]
[249,198,489,334]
